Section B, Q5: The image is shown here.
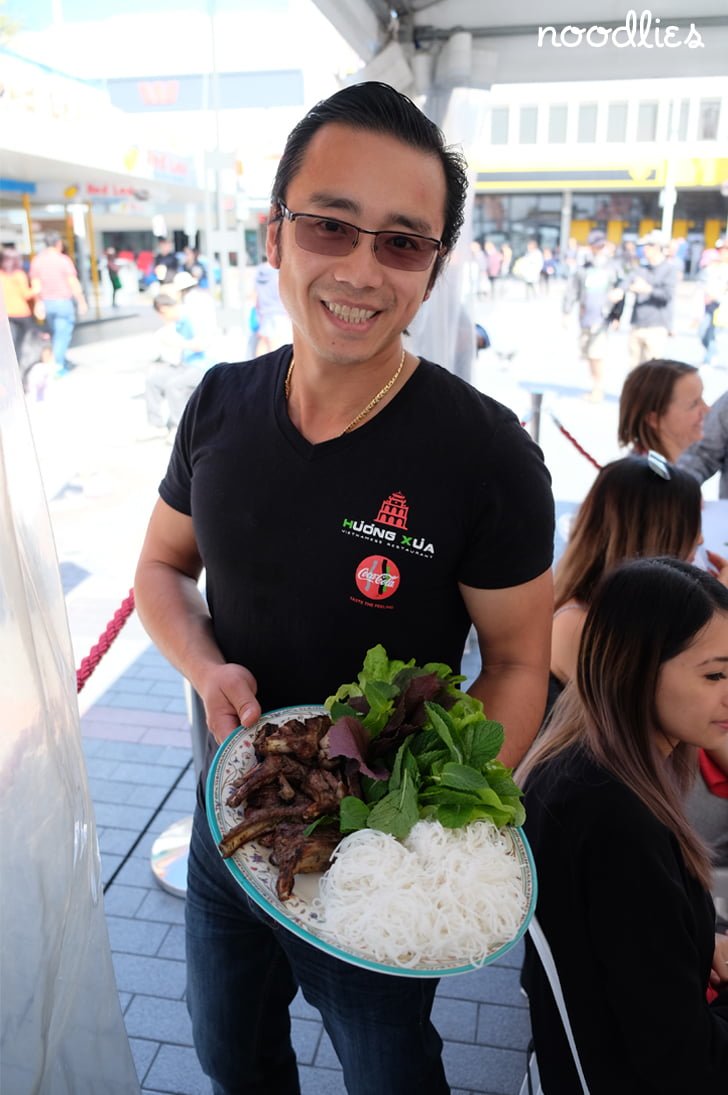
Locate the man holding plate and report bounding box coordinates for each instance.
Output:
[134,82,554,1095]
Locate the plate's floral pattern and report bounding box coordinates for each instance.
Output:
[208,705,536,976]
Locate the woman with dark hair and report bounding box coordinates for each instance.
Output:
[618,358,708,461]
[549,453,726,710]
[518,557,728,1093]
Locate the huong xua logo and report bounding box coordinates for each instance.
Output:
[341,491,435,558]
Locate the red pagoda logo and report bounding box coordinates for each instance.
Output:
[375,492,409,530]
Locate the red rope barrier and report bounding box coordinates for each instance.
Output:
[549,412,603,471]
[76,588,136,694]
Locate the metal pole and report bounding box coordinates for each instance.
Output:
[86,206,101,320]
[22,193,35,257]
[529,391,543,444]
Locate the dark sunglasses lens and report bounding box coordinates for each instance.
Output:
[295,217,356,255]
[377,233,439,271]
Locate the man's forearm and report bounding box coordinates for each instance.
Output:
[467,664,548,769]
[134,561,225,694]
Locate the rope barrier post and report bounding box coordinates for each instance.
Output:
[528,391,543,445]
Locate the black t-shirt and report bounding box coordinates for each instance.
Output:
[160,348,553,730]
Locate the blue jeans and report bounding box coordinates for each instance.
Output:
[44,298,76,368]
[186,797,450,1095]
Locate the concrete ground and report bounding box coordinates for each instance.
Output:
[32,273,725,1094]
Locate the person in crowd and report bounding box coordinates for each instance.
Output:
[142,292,206,443]
[548,452,727,714]
[484,239,502,294]
[561,229,621,403]
[700,238,728,364]
[1,244,36,366]
[513,238,543,300]
[499,240,512,278]
[518,556,728,1094]
[172,271,218,368]
[105,247,122,307]
[29,231,87,374]
[618,358,708,462]
[133,80,554,1095]
[539,247,557,294]
[182,245,209,288]
[152,238,179,286]
[252,254,292,355]
[678,389,728,499]
[619,229,679,367]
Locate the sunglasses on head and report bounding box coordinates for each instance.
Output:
[275,202,443,272]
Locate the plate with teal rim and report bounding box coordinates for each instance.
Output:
[206,704,537,978]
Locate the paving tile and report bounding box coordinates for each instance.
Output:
[119,992,132,1012]
[109,677,156,695]
[476,1004,532,1052]
[112,952,186,999]
[299,1064,345,1094]
[113,856,156,888]
[150,680,186,697]
[100,827,140,855]
[141,727,195,748]
[125,995,193,1045]
[90,778,144,804]
[147,809,194,836]
[89,705,189,729]
[85,757,122,779]
[437,965,528,1009]
[135,887,187,924]
[127,782,174,808]
[101,853,124,885]
[291,1016,322,1066]
[143,1044,210,1095]
[107,914,169,956]
[163,787,196,812]
[107,693,173,711]
[128,1036,160,1085]
[157,925,185,960]
[291,989,321,1022]
[442,1042,528,1095]
[314,1030,339,1069]
[94,801,155,830]
[103,884,149,917]
[163,697,189,715]
[112,761,184,787]
[432,996,479,1042]
[82,721,146,742]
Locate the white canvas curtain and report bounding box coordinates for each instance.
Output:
[0,316,139,1095]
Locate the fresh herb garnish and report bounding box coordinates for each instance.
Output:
[326,645,525,840]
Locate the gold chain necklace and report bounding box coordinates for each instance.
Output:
[284,348,406,434]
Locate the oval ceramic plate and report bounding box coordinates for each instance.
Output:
[206,705,537,977]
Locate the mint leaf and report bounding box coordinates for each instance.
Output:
[435,801,481,828]
[339,796,371,832]
[462,721,504,767]
[425,702,463,764]
[440,762,491,794]
[367,771,420,840]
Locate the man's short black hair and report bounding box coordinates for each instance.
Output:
[270,81,469,285]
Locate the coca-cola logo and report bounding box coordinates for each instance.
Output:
[355,555,400,600]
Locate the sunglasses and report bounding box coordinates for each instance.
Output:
[275,202,443,272]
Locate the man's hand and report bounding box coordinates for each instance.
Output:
[630,276,652,295]
[197,663,261,744]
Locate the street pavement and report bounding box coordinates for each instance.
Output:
[28,274,726,1094]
